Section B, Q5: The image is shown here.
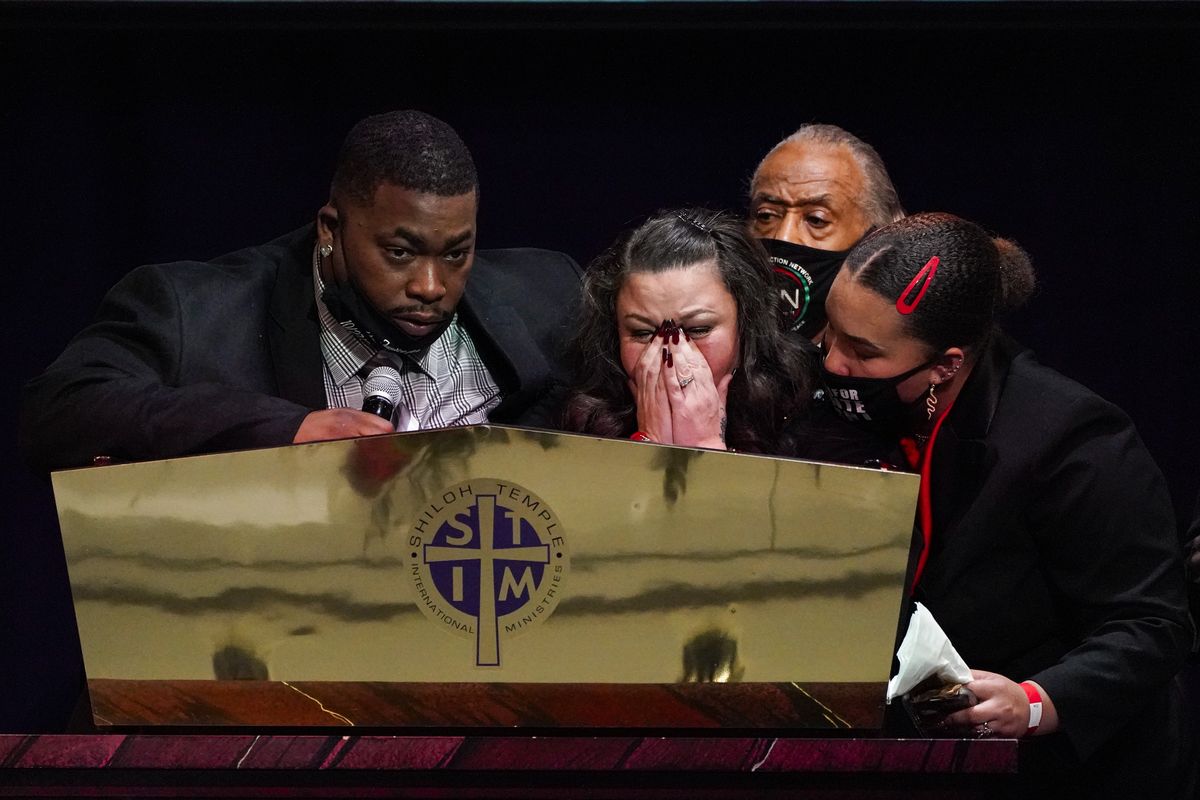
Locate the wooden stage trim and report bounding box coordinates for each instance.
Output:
[87,679,890,729]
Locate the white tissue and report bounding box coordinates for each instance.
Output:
[885,602,973,702]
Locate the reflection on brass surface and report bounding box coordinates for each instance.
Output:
[681,629,743,683]
[211,644,268,681]
[51,426,919,726]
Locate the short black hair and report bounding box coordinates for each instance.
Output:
[330,110,478,205]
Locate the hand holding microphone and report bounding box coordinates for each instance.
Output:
[292,367,403,444]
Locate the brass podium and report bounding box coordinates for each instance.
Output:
[50,426,919,729]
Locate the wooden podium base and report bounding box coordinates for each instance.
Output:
[0,733,1017,798]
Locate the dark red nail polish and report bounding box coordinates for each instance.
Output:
[671,329,680,344]
[684,330,691,342]
[666,351,674,367]
[662,347,668,363]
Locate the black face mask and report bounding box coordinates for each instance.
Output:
[761,238,852,339]
[320,265,453,356]
[820,359,933,431]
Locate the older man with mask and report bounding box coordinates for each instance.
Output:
[749,124,904,342]
[21,110,582,472]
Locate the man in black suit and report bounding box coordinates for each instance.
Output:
[21,110,581,472]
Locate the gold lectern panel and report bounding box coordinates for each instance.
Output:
[52,426,918,727]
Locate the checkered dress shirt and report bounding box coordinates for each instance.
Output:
[312,248,502,430]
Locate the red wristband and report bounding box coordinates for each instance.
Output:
[630,431,653,442]
[1020,682,1043,736]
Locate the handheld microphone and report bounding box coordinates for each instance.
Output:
[362,366,402,420]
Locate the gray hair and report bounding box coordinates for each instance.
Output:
[755,123,904,228]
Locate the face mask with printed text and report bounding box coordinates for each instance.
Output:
[819,359,933,431]
[761,238,853,339]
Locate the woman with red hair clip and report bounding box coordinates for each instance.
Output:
[820,212,1193,798]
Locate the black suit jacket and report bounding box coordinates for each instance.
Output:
[913,333,1193,795]
[21,225,581,472]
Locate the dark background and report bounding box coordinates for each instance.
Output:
[3,2,1197,731]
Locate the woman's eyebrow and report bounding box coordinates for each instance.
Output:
[843,331,884,352]
[623,313,660,326]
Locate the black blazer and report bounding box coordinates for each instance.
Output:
[914,333,1193,795]
[20,225,581,472]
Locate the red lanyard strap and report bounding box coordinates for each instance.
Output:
[909,405,953,594]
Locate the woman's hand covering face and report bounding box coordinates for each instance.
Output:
[627,324,674,445]
[628,321,730,449]
[617,263,740,448]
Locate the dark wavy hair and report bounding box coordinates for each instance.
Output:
[562,208,814,454]
[844,212,1036,355]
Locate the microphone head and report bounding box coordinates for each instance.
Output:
[364,366,402,405]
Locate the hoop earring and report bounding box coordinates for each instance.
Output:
[925,383,939,421]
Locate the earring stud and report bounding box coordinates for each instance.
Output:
[318,243,333,258]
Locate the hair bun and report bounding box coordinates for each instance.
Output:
[993,236,1036,314]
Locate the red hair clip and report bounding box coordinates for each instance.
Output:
[896,256,939,315]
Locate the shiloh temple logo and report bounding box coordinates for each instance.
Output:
[405,479,568,667]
